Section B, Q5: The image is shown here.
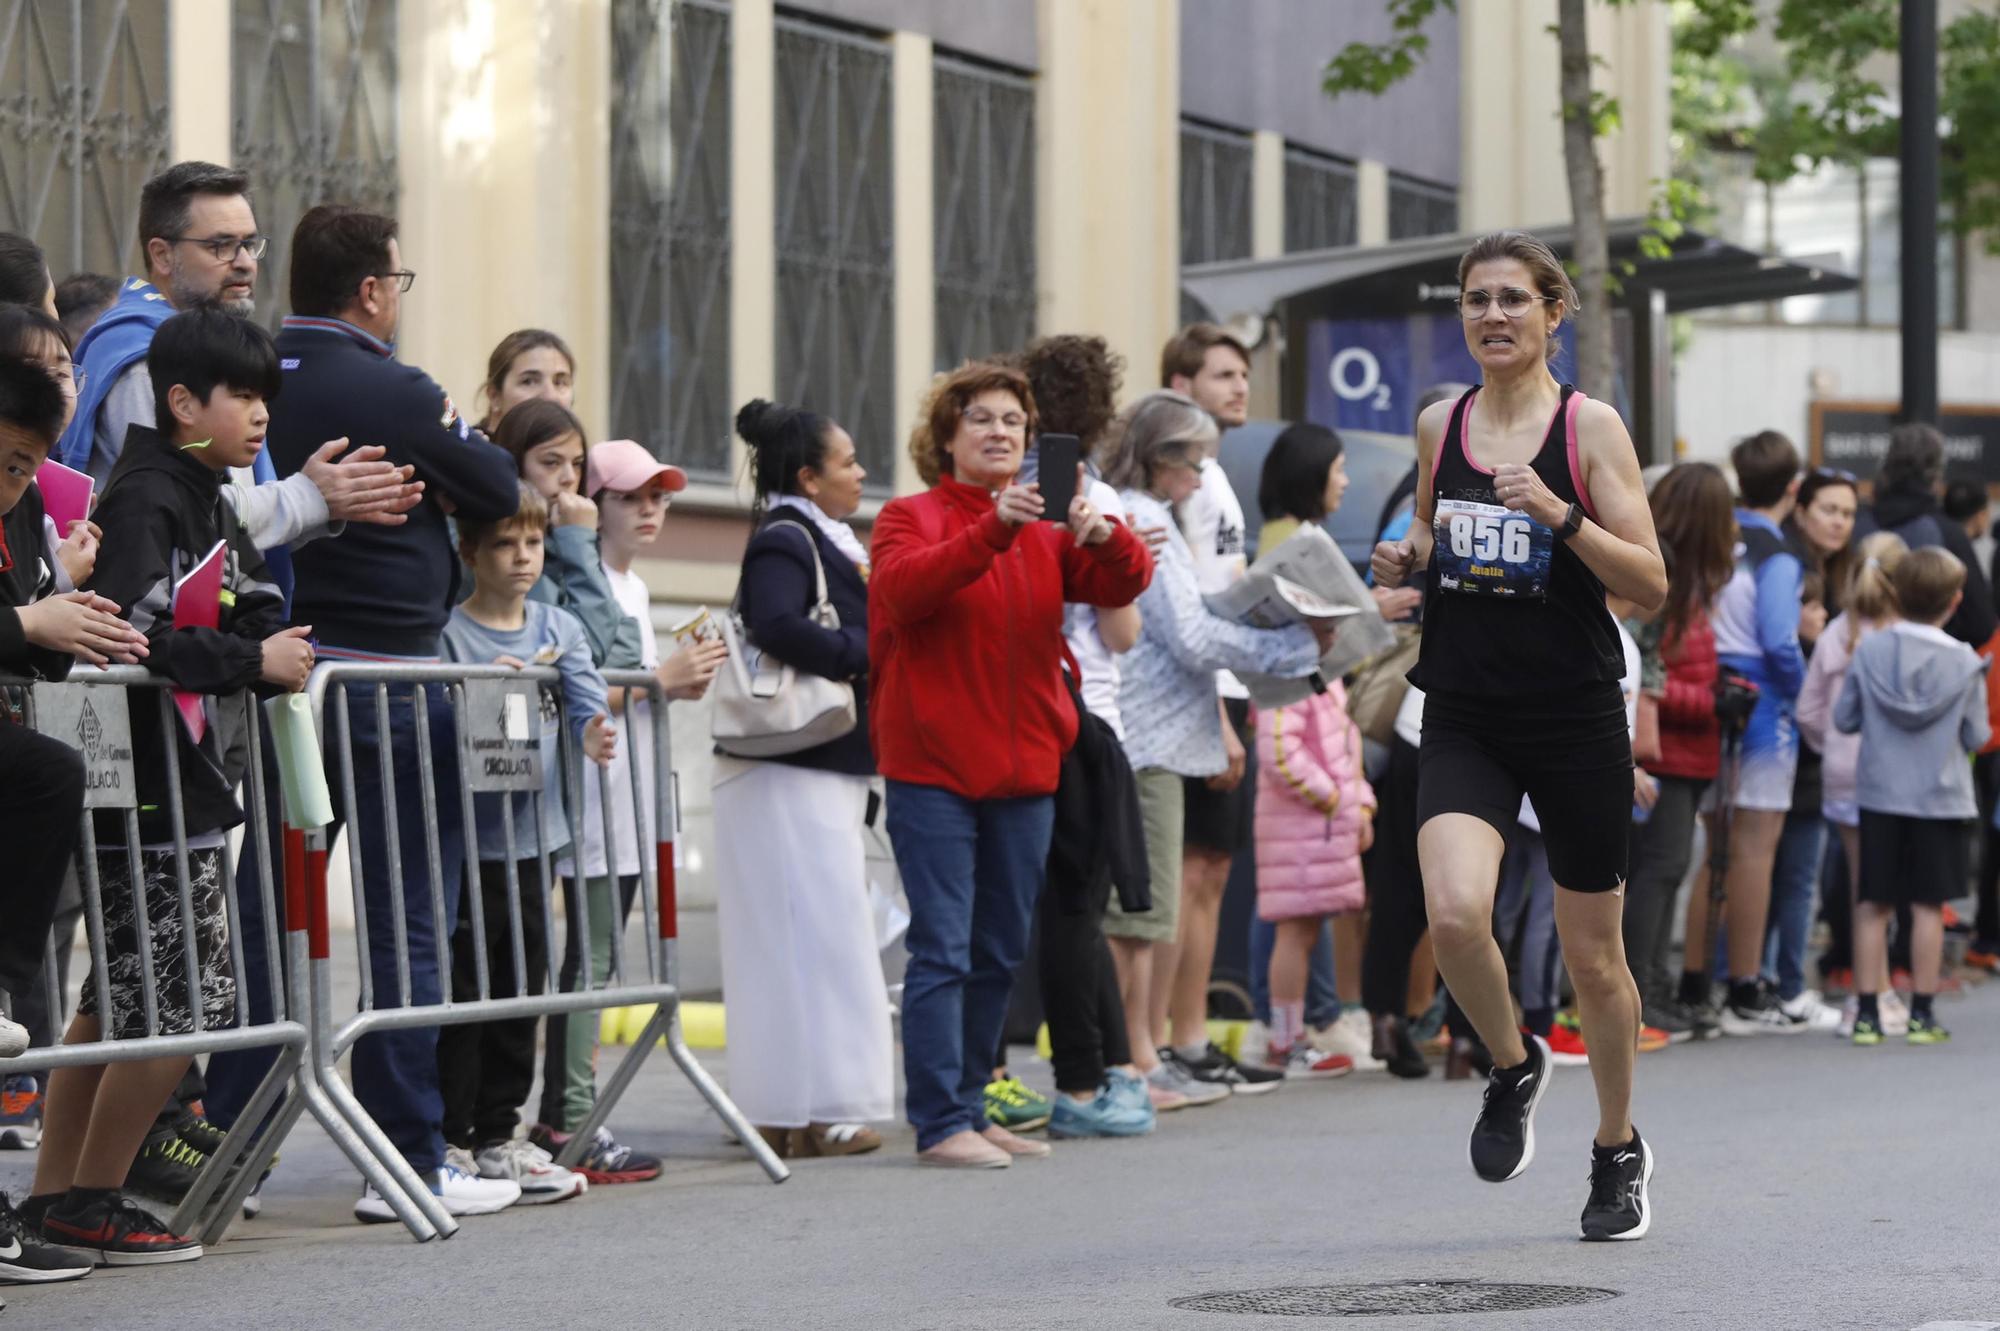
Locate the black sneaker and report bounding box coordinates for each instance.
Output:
[1717,984,1803,1038]
[43,1190,201,1266]
[1580,1130,1654,1241]
[125,1124,207,1202]
[175,1112,229,1157]
[1469,1034,1551,1183]
[1173,1043,1283,1096]
[1639,1000,1696,1044]
[0,1193,93,1283]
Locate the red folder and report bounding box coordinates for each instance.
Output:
[171,540,227,743]
[35,460,93,534]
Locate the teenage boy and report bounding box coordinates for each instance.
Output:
[29,306,312,1265]
[1836,548,1990,1045]
[1146,323,1281,1096]
[1685,430,1806,1035]
[0,357,144,1286]
[438,485,613,1204]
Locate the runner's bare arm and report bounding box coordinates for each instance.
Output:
[1371,398,1447,588]
[1568,398,1666,612]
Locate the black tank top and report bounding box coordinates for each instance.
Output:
[1411,384,1626,697]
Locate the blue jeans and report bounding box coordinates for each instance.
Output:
[1248,915,1339,1027]
[1762,810,1827,1001]
[1496,827,1561,1014]
[886,780,1053,1151]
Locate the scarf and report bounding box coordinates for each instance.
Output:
[767,494,870,575]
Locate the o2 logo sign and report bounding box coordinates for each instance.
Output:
[1327,347,1393,413]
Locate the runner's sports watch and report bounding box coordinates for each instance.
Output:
[1556,502,1585,541]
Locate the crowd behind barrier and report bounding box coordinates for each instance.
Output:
[2,162,1996,1292]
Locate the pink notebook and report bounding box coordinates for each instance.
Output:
[35,459,93,533]
[170,540,228,743]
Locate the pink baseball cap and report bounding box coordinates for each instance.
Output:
[586,439,689,498]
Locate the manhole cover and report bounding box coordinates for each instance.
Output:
[1171,1280,1621,1317]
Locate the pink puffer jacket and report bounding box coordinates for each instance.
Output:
[1253,681,1375,922]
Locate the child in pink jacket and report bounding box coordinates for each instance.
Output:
[1254,678,1374,1077]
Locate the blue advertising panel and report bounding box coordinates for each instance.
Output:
[1303,313,1582,434]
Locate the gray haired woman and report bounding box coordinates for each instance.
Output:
[1097,390,1331,1104]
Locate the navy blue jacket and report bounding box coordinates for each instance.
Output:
[266,317,519,655]
[736,514,872,775]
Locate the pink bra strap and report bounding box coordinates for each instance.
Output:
[1564,390,1598,522]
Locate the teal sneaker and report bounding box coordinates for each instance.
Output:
[1105,1067,1151,1116]
[981,1077,1052,1132]
[1048,1084,1154,1139]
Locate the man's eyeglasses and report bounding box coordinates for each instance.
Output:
[168,234,268,263]
[1456,288,1558,320]
[963,407,1027,433]
[379,270,416,293]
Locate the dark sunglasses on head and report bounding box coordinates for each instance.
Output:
[1812,466,1858,484]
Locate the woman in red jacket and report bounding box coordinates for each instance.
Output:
[1622,461,1734,1033]
[871,361,1152,1169]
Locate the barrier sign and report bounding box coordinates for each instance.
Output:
[32,680,137,809]
[462,678,542,793]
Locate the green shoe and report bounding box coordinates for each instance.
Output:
[1905,1015,1951,1046]
[982,1077,1052,1131]
[1850,1016,1884,1046]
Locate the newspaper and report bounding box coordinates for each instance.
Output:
[1202,524,1396,709]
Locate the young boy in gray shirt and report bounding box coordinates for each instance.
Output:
[1835,546,1990,1045]
[439,484,613,1202]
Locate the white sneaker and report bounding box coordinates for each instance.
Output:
[1877,989,1911,1037]
[1146,1057,1228,1107]
[436,1157,520,1215]
[1836,995,1858,1039]
[1237,1021,1272,1067]
[1777,990,1842,1032]
[1310,1009,1385,1071]
[475,1136,586,1205]
[0,1016,27,1059]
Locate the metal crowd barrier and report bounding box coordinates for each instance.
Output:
[0,667,393,1249]
[301,662,787,1241]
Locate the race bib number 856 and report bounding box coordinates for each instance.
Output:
[1432,498,1553,599]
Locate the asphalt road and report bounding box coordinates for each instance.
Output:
[7,977,1998,1330]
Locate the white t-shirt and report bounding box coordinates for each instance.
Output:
[1178,456,1251,700]
[1064,480,1128,738]
[562,561,659,879]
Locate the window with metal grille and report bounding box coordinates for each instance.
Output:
[1180,120,1253,324]
[609,0,732,475]
[0,1,171,279]
[933,55,1035,371]
[774,17,895,489]
[1387,171,1458,240]
[1283,146,1358,253]
[232,0,399,331]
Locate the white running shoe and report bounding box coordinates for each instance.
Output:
[1777,990,1842,1032]
[1310,1009,1385,1071]
[1146,1057,1228,1107]
[0,1017,27,1059]
[1237,1021,1272,1068]
[437,1155,521,1215]
[475,1136,586,1205]
[1836,995,1858,1039]
[1877,989,1911,1037]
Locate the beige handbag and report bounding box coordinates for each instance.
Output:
[711,518,859,758]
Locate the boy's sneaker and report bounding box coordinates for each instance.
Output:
[981,1077,1053,1131]
[1546,1017,1589,1066]
[436,1160,519,1216]
[1145,1057,1226,1108]
[1965,943,2000,975]
[44,1190,201,1265]
[1579,1130,1654,1241]
[1469,1035,1551,1183]
[1878,989,1911,1037]
[1048,1084,1154,1139]
[175,1112,230,1157]
[1639,1002,1695,1044]
[0,1076,41,1149]
[125,1123,207,1202]
[1777,990,1843,1032]
[1717,986,1801,1037]
[0,1017,26,1059]
[472,1137,586,1205]
[1635,1025,1670,1054]
[1905,1014,1951,1045]
[1270,1043,1354,1080]
[1850,1015,1884,1046]
[1173,1042,1283,1096]
[0,1192,93,1283]
[530,1123,664,1184]
[1104,1067,1153,1116]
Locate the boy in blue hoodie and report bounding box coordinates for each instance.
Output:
[1686,429,1807,1036]
[1836,547,1989,1045]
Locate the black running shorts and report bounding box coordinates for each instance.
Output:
[1183,697,1256,855]
[1416,683,1633,894]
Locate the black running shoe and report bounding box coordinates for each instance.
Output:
[0,1193,93,1284]
[42,1190,201,1266]
[1469,1034,1550,1183]
[175,1112,229,1158]
[125,1124,206,1202]
[1580,1130,1654,1241]
[1176,1042,1283,1096]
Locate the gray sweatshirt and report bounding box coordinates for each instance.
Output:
[1834,621,1990,819]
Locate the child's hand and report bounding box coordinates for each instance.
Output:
[56,519,101,587]
[583,712,618,766]
[493,654,528,670]
[1634,768,1660,812]
[550,490,598,531]
[660,636,728,700]
[18,591,149,665]
[260,625,316,691]
[1358,809,1375,854]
